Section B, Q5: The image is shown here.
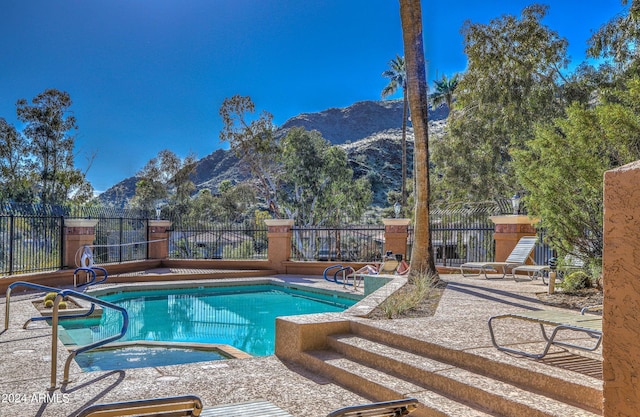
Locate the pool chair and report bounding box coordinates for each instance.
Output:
[512,254,585,283]
[327,398,419,417]
[459,235,538,279]
[488,305,603,359]
[76,395,203,416]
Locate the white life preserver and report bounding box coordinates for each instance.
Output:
[80,246,95,268]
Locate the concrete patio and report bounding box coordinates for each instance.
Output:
[0,273,602,416]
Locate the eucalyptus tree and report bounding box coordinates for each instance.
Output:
[432,4,569,202]
[381,55,409,210]
[587,0,640,73]
[279,127,372,259]
[0,118,35,202]
[399,0,438,278]
[279,127,371,227]
[16,89,93,205]
[219,95,281,217]
[131,149,196,213]
[431,73,459,113]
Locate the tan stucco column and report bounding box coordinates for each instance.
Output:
[603,161,640,415]
[148,220,172,260]
[63,219,98,269]
[265,219,294,274]
[382,218,411,258]
[489,215,538,262]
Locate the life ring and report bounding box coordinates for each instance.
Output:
[80,246,95,268]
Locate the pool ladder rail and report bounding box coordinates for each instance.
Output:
[3,281,129,390]
[322,264,363,288]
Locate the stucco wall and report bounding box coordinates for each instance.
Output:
[603,160,640,416]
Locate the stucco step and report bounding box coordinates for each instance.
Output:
[348,320,602,412]
[328,334,600,417]
[303,349,494,417]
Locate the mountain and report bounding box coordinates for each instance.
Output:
[97,99,448,207]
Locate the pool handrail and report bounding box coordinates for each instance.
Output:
[52,288,129,387]
[1,281,129,390]
[74,265,109,288]
[2,281,98,331]
[323,264,343,283]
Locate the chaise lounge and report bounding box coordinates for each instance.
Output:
[487,306,603,359]
[459,235,538,279]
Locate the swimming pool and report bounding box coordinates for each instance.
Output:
[60,283,358,358]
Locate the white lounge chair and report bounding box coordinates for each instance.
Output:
[512,254,585,283]
[460,236,538,279]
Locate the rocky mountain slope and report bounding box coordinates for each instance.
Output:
[97,99,448,207]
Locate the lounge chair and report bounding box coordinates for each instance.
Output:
[327,398,419,417]
[512,254,585,283]
[76,395,203,416]
[488,306,603,359]
[460,235,538,279]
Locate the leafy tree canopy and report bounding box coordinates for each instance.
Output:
[14,89,94,205]
[431,4,568,202]
[513,76,640,265]
[279,127,372,226]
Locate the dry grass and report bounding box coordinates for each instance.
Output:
[370,272,445,319]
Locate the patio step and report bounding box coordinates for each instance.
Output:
[323,334,599,417]
[302,349,493,417]
[349,320,602,413]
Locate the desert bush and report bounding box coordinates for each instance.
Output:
[560,271,593,291]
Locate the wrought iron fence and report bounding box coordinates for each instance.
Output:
[92,217,149,264]
[167,218,268,260]
[0,214,63,275]
[290,224,385,262]
[425,204,501,267]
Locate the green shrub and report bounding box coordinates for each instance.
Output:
[44,299,54,308]
[560,271,592,291]
[58,301,68,310]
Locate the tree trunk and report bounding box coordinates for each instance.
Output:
[399,0,438,278]
[401,88,408,210]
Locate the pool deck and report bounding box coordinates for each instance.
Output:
[0,273,602,416]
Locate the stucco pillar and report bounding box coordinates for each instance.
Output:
[63,219,98,269]
[265,219,294,274]
[148,220,172,260]
[382,218,411,258]
[603,160,640,415]
[489,215,538,262]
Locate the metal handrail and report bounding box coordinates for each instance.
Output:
[52,288,128,387]
[76,395,203,417]
[1,281,128,390]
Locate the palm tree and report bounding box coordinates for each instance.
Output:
[399,0,438,278]
[431,73,459,113]
[381,55,408,212]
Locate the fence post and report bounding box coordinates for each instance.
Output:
[488,215,538,262]
[382,218,411,258]
[148,220,172,259]
[603,160,640,415]
[264,219,294,273]
[63,219,98,269]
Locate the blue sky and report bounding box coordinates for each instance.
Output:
[0,1,627,193]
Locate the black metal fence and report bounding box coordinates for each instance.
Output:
[290,225,385,262]
[0,214,63,275]
[0,201,554,275]
[167,218,268,260]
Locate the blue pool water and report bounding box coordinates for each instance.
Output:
[60,284,357,357]
[75,346,228,371]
